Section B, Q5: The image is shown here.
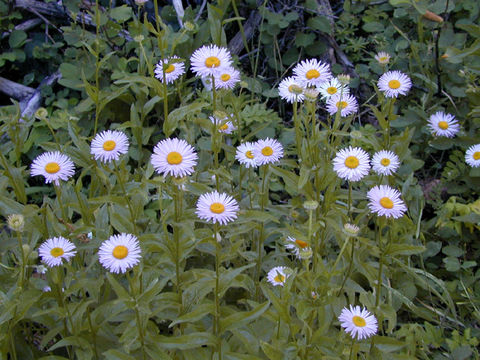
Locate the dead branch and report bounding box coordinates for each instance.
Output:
[1,18,42,40]
[0,77,35,100]
[19,70,62,120]
[228,0,263,56]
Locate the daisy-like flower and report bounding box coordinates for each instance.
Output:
[195,191,239,225]
[90,130,129,163]
[209,114,237,134]
[338,305,378,340]
[285,236,312,259]
[318,78,349,99]
[151,138,198,178]
[377,70,412,98]
[235,142,258,168]
[371,150,400,176]
[427,111,460,138]
[293,58,332,87]
[98,233,141,274]
[374,51,391,65]
[38,236,77,267]
[214,66,240,89]
[154,56,185,84]
[465,144,480,167]
[278,77,305,103]
[326,93,358,117]
[332,146,370,182]
[267,266,291,287]
[253,138,284,166]
[190,44,232,78]
[31,151,75,185]
[367,185,407,218]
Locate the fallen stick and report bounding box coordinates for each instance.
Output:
[0,77,35,101]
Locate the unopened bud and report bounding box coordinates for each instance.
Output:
[343,223,360,237]
[7,214,24,232]
[303,200,319,210]
[35,108,48,120]
[288,84,304,95]
[304,88,319,101]
[337,74,351,85]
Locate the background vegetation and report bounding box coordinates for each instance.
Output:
[0,0,479,359]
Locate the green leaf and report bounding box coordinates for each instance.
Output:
[260,341,283,360]
[307,16,331,33]
[109,5,132,23]
[164,102,208,137]
[443,257,461,272]
[169,303,214,327]
[106,273,130,300]
[103,350,136,360]
[220,301,270,332]
[442,245,463,257]
[9,30,27,48]
[451,346,473,360]
[153,332,217,350]
[362,22,384,32]
[294,32,315,47]
[385,244,425,256]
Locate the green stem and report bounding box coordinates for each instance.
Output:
[128,273,147,360]
[337,237,355,296]
[349,337,357,360]
[348,182,353,221]
[375,221,384,309]
[255,164,269,300]
[93,0,101,135]
[16,231,25,288]
[214,224,222,360]
[54,184,68,223]
[174,183,182,297]
[113,160,137,234]
[293,100,301,159]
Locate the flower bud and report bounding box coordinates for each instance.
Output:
[7,214,24,232]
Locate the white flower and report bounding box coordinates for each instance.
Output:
[98,233,141,274]
[253,138,284,166]
[293,58,332,87]
[267,266,291,287]
[377,70,412,98]
[90,130,129,163]
[38,236,77,267]
[278,77,305,103]
[30,151,75,185]
[371,150,400,176]
[374,52,391,65]
[151,138,198,178]
[214,66,240,89]
[285,236,311,259]
[209,114,237,134]
[235,142,258,168]
[42,286,52,292]
[332,146,370,182]
[326,93,358,117]
[465,144,480,167]
[427,111,460,138]
[190,44,232,78]
[195,191,239,225]
[317,78,349,99]
[338,305,378,340]
[154,56,185,84]
[367,185,407,218]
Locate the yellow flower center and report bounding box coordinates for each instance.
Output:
[306,69,320,79]
[274,274,285,283]
[45,162,60,174]
[379,56,388,63]
[380,158,390,166]
[103,140,116,151]
[50,247,64,257]
[210,202,225,214]
[344,156,359,169]
[388,79,401,89]
[295,239,308,248]
[336,101,348,109]
[219,124,229,131]
[380,197,394,209]
[352,315,366,327]
[246,150,254,159]
[220,74,231,82]
[205,56,220,68]
[167,151,183,165]
[112,245,128,259]
[261,146,273,156]
[165,64,175,73]
[473,151,480,160]
[327,86,337,95]
[438,121,449,130]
